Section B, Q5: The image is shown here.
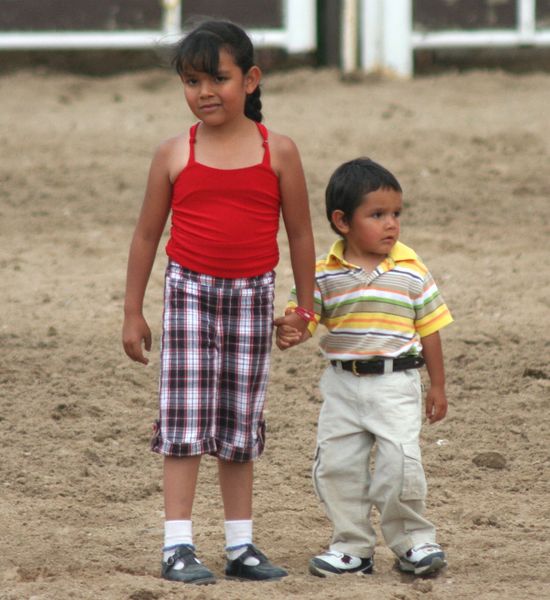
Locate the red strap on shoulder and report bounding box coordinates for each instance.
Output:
[188,123,199,164]
[256,122,271,167]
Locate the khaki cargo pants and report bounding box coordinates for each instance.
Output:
[313,363,437,558]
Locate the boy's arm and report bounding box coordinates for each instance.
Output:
[122,142,172,364]
[421,331,448,423]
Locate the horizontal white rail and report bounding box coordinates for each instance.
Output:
[0,29,293,51]
[412,29,550,49]
[0,0,316,53]
[0,31,171,50]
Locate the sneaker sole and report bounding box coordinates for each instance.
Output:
[309,561,373,578]
[399,556,447,576]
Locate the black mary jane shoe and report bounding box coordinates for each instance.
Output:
[161,544,216,585]
[225,544,288,581]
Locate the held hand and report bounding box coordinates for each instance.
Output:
[275,324,301,350]
[425,385,448,424]
[274,312,311,350]
[122,314,152,365]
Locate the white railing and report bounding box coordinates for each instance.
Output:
[0,0,316,54]
[4,0,546,77]
[358,0,550,77]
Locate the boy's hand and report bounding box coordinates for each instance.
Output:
[274,311,311,350]
[425,385,447,423]
[122,314,152,364]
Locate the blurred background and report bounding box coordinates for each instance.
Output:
[1,3,549,600]
[1,0,550,76]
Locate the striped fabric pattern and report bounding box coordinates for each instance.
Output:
[290,240,453,360]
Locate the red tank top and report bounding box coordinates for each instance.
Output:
[165,122,281,278]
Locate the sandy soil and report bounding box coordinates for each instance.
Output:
[1,65,549,600]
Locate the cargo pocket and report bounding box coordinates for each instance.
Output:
[400,443,427,501]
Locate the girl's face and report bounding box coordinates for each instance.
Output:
[181,49,260,125]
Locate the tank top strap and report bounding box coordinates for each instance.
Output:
[256,122,271,167]
[187,123,200,165]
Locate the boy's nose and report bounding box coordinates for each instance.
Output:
[386,215,399,228]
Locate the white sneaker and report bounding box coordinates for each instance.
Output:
[309,550,374,577]
[398,542,447,575]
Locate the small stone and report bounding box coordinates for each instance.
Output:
[472,513,500,527]
[522,368,548,380]
[472,452,507,469]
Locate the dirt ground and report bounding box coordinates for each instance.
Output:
[1,64,549,600]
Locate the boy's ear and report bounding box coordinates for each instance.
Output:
[331,210,349,235]
[245,65,262,93]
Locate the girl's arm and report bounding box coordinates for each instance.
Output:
[122,141,173,364]
[421,331,448,423]
[271,133,316,338]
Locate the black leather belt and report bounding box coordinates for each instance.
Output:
[331,355,425,376]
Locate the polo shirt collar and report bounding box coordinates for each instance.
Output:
[326,239,347,265]
[389,241,417,262]
[327,239,417,269]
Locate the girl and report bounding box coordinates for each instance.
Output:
[122,20,315,585]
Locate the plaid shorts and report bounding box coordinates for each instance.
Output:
[151,261,275,461]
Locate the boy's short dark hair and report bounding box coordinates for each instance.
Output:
[325,157,402,235]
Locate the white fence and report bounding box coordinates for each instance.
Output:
[2,0,548,77]
[0,0,316,54]
[359,0,550,77]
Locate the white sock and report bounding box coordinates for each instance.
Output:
[225,519,253,560]
[163,520,193,568]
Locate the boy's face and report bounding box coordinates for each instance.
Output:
[333,187,402,263]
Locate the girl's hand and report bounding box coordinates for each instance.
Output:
[274,312,311,350]
[122,314,152,365]
[275,323,301,350]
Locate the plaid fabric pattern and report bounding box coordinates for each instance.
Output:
[152,261,275,461]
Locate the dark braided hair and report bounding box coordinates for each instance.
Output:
[172,19,263,123]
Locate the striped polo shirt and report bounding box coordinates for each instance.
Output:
[289,239,453,360]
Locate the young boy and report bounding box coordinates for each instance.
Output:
[276,157,453,577]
